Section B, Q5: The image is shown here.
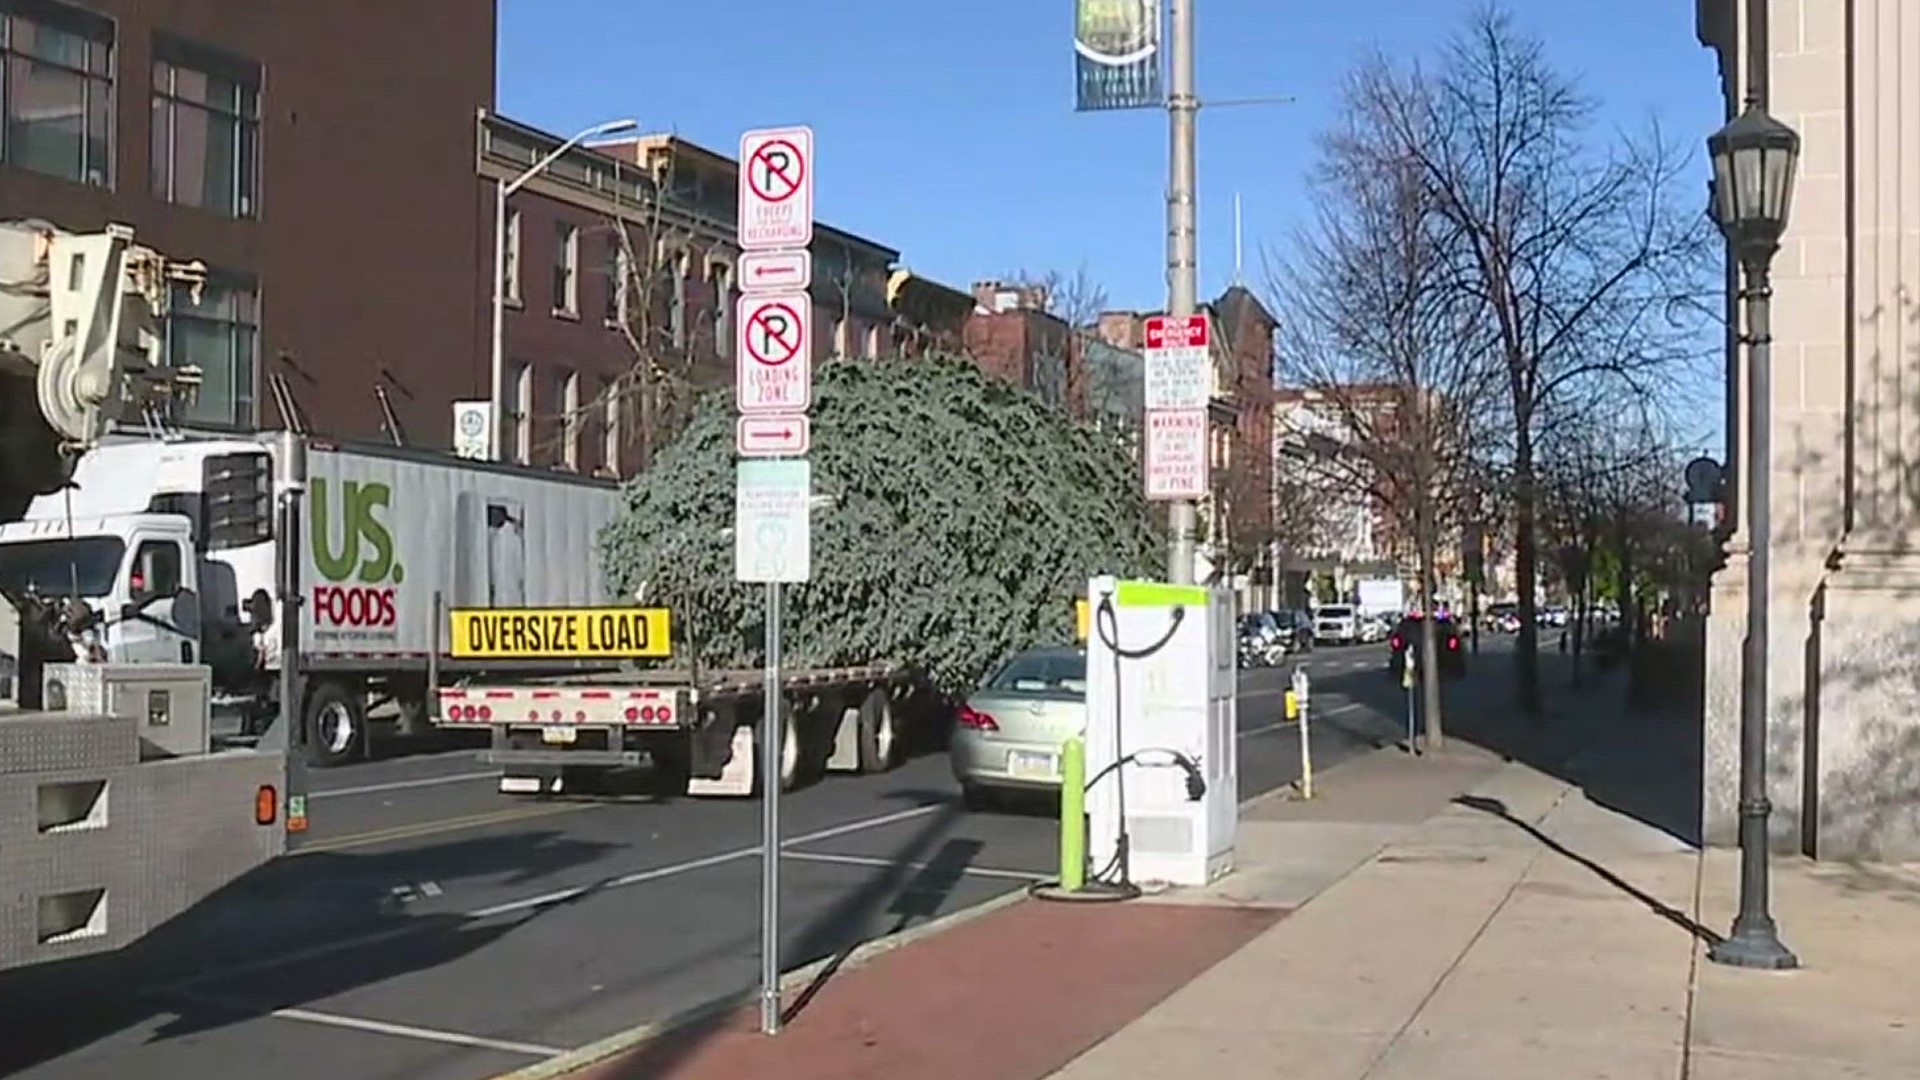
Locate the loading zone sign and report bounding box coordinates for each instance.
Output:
[738,126,814,250]
[736,293,813,413]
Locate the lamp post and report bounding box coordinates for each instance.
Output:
[488,116,639,461]
[1705,101,1801,971]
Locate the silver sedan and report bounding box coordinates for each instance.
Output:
[950,645,1087,811]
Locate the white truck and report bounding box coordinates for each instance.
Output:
[0,219,303,972]
[1355,577,1406,619]
[0,434,627,767]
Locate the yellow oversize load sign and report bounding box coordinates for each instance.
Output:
[448,606,672,659]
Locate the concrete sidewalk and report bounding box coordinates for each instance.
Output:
[1049,741,1920,1079]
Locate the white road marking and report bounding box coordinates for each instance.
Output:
[170,802,949,989]
[1237,700,1366,739]
[312,771,498,800]
[784,850,1048,882]
[269,1007,561,1057]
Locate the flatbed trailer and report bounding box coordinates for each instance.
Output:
[435,662,939,796]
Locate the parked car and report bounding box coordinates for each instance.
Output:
[951,645,1088,810]
[1485,603,1521,633]
[1314,604,1360,645]
[1388,612,1467,679]
[1269,609,1316,652]
[1358,613,1394,644]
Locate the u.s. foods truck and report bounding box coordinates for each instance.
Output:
[0,433,625,766]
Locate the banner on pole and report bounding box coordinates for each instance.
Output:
[1074,0,1163,111]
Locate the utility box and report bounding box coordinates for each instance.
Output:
[42,663,212,759]
[1083,576,1237,887]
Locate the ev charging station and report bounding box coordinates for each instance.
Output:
[1083,576,1238,887]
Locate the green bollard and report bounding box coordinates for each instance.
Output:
[1058,735,1086,892]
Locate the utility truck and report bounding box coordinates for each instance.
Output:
[0,435,628,767]
[0,220,302,972]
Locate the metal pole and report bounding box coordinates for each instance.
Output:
[1165,0,1199,584]
[488,176,508,461]
[759,580,784,1031]
[1709,258,1797,970]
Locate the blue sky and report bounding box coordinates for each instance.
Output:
[499,0,1724,315]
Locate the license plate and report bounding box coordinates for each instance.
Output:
[1008,750,1059,780]
[541,725,578,745]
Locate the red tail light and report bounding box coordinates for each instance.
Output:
[1447,635,1460,651]
[956,704,999,732]
[1389,634,1402,651]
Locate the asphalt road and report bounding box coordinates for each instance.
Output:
[0,642,1435,1080]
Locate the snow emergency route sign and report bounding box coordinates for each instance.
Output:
[1144,314,1212,410]
[1145,408,1210,501]
[738,126,814,250]
[736,292,812,413]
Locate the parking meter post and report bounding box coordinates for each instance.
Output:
[1293,667,1314,799]
[1403,651,1419,755]
[1059,735,1087,892]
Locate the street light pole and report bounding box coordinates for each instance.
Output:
[1706,100,1801,972]
[488,116,639,461]
[1165,0,1198,584]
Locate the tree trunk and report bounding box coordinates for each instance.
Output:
[1512,426,1542,714]
[1415,500,1445,750]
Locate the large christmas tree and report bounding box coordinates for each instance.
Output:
[599,355,1160,694]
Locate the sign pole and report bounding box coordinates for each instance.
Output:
[759,579,783,1035]
[735,122,815,1039]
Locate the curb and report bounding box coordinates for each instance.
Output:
[483,885,1031,1080]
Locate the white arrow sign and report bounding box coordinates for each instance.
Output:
[739,249,811,293]
[736,414,811,457]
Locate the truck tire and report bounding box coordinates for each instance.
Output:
[751,713,801,794]
[856,688,898,774]
[304,681,365,768]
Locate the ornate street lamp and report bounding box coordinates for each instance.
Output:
[1705,102,1801,971]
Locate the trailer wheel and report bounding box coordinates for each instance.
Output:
[304,681,365,768]
[856,688,898,774]
[750,712,801,794]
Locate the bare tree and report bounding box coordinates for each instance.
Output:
[1344,5,1715,712]
[1269,79,1499,751]
[1000,263,1111,414]
[526,153,732,473]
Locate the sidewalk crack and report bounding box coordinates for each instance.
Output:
[1354,785,1571,1078]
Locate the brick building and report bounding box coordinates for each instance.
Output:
[963,280,1076,412]
[0,0,495,441]
[482,118,974,475]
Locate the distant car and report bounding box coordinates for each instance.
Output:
[1357,613,1393,644]
[1269,609,1315,652]
[950,645,1088,810]
[1314,604,1360,645]
[1388,613,1467,679]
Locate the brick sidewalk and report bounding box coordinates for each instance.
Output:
[557,900,1282,1080]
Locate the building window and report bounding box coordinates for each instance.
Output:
[604,236,628,326]
[0,3,114,187]
[150,42,260,217]
[669,250,689,349]
[511,362,533,463]
[560,369,581,471]
[552,222,578,316]
[601,375,621,477]
[706,259,733,357]
[166,274,259,429]
[503,208,521,303]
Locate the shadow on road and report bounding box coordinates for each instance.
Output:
[587,797,998,1079]
[0,826,622,1076]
